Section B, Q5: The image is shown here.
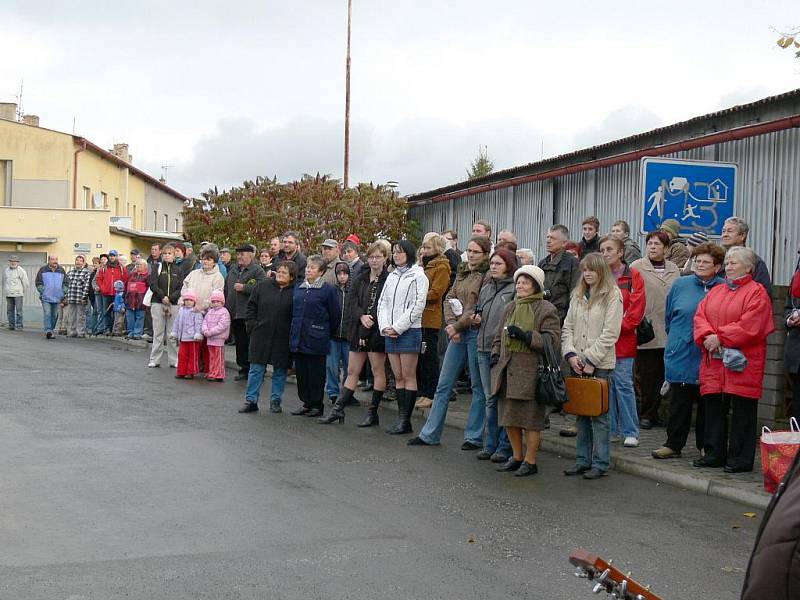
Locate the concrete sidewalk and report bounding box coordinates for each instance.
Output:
[72,333,775,509]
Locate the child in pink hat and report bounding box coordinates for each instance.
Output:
[202,289,231,381]
[170,289,204,379]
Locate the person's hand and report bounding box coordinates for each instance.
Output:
[234,282,244,292]
[703,334,721,352]
[383,327,399,338]
[360,315,374,328]
[450,333,462,344]
[489,353,499,367]
[788,310,800,327]
[163,297,171,305]
[506,325,532,346]
[568,355,584,374]
[194,333,204,341]
[445,324,458,339]
[582,363,595,376]
[470,313,482,326]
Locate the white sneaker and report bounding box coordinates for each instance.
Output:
[623,436,639,448]
[147,362,159,368]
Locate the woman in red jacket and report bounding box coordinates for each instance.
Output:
[693,246,774,473]
[600,235,646,447]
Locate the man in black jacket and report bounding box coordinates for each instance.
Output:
[577,215,600,255]
[226,244,267,380]
[147,243,185,368]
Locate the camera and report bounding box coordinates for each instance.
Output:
[473,304,484,316]
[542,289,552,300]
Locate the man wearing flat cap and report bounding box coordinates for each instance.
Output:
[320,239,346,287]
[225,243,267,380]
[4,255,29,330]
[659,219,690,269]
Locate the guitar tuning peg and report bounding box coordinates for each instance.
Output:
[574,569,589,578]
[592,583,605,594]
[597,568,611,584]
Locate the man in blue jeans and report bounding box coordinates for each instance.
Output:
[35,256,66,339]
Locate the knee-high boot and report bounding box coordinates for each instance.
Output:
[386,389,413,435]
[319,387,354,424]
[358,389,383,427]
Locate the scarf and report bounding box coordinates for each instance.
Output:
[504,293,543,353]
[300,277,325,289]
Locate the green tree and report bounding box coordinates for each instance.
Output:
[467,145,494,180]
[182,174,416,251]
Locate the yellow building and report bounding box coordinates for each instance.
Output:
[0,103,187,267]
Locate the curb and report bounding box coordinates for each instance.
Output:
[83,334,775,510]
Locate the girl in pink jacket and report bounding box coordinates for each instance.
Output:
[202,289,231,382]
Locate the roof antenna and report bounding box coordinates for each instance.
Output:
[160,164,173,183]
[14,79,23,121]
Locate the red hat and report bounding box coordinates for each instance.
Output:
[345,234,360,245]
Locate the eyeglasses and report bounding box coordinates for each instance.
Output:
[466,249,485,255]
[367,255,384,261]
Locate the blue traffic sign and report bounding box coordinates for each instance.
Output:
[640,157,737,236]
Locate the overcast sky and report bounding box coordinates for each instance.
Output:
[1,1,798,197]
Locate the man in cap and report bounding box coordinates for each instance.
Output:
[225,243,267,380]
[659,219,690,268]
[220,247,233,272]
[4,255,29,330]
[320,239,346,286]
[127,249,142,275]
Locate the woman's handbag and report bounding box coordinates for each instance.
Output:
[535,334,567,408]
[563,375,609,417]
[636,316,655,345]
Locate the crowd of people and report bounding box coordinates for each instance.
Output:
[6,213,799,480]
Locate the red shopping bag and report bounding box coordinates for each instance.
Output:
[760,417,800,494]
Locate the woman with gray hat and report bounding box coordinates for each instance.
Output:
[489,264,561,476]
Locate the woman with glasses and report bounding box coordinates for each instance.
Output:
[407,236,491,447]
[318,242,390,426]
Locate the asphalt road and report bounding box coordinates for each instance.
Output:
[0,329,758,599]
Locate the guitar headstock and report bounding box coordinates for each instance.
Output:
[569,549,663,600]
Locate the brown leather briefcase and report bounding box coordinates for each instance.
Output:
[563,376,609,417]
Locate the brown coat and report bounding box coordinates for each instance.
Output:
[421,255,452,329]
[490,299,561,400]
[443,262,489,332]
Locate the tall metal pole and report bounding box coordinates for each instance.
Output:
[343,0,352,189]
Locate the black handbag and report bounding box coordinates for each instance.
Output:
[536,334,567,408]
[636,316,655,345]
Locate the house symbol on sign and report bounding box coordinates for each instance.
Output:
[707,178,728,202]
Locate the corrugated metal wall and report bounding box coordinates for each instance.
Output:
[408,127,800,284]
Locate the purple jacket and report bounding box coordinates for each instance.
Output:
[172,306,204,342]
[202,307,231,346]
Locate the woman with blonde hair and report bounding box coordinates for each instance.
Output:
[415,232,452,408]
[562,253,623,480]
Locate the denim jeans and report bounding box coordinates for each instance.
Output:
[325,339,350,398]
[99,295,114,333]
[125,308,145,337]
[575,368,612,472]
[245,364,288,405]
[85,301,95,333]
[41,301,59,333]
[6,297,23,328]
[477,350,511,456]
[608,357,638,439]
[419,328,486,445]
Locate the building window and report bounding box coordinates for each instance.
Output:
[140,209,144,230]
[132,204,137,227]
[101,192,108,209]
[153,210,158,230]
[82,186,90,209]
[174,218,179,233]
[126,201,130,216]
[163,214,169,232]
[115,197,120,215]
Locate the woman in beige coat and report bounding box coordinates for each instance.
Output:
[490,265,561,476]
[562,253,623,479]
[630,230,680,429]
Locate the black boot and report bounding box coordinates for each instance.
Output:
[319,388,353,424]
[358,390,383,427]
[386,389,413,435]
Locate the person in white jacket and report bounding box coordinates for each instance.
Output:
[4,255,29,330]
[377,239,429,434]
